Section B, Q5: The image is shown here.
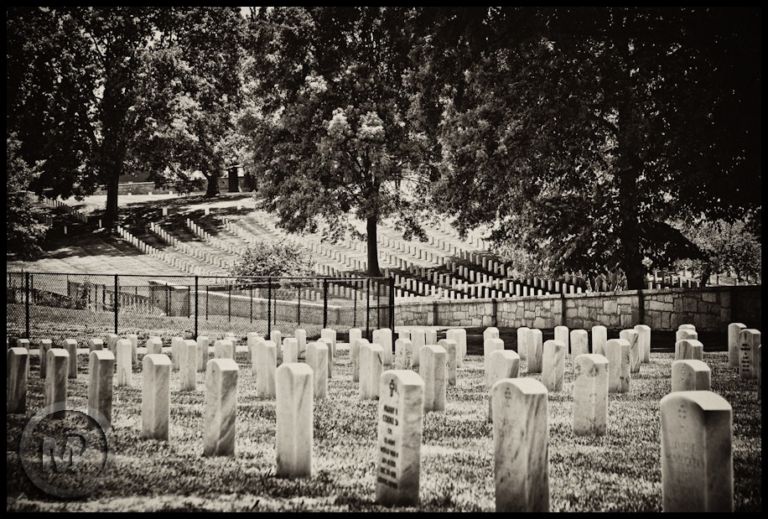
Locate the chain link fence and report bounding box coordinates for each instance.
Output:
[7,271,394,345]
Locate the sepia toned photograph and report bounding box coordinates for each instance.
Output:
[5,5,762,512]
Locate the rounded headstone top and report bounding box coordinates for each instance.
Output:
[576,353,609,365]
[381,369,424,387]
[492,377,547,395]
[90,349,115,361]
[277,362,313,376]
[209,358,238,372]
[660,390,731,412]
[144,353,172,365]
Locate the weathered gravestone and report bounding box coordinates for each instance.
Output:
[320,328,337,376]
[605,339,631,393]
[180,340,198,391]
[203,358,238,457]
[484,338,505,387]
[671,360,711,392]
[527,329,544,374]
[634,324,651,363]
[171,336,185,370]
[7,347,28,413]
[446,328,467,367]
[275,363,313,478]
[676,339,704,361]
[437,339,457,386]
[373,328,394,367]
[727,323,747,369]
[394,338,412,369]
[375,370,425,507]
[541,340,566,392]
[295,328,307,358]
[484,327,500,344]
[255,340,277,398]
[283,338,299,364]
[738,329,761,379]
[127,333,138,365]
[146,336,163,356]
[360,342,385,400]
[570,330,589,358]
[142,354,171,440]
[554,326,569,355]
[420,345,447,412]
[61,339,78,378]
[410,330,426,368]
[270,330,283,364]
[44,348,69,411]
[516,327,530,361]
[591,325,607,356]
[307,342,329,400]
[676,326,698,343]
[620,329,640,373]
[196,336,209,372]
[106,333,119,355]
[247,332,263,364]
[88,337,103,352]
[486,350,520,422]
[39,339,52,378]
[116,339,133,387]
[214,339,235,360]
[573,354,609,436]
[660,391,733,512]
[492,378,550,512]
[88,350,115,429]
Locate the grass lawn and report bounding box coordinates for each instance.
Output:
[6,345,761,512]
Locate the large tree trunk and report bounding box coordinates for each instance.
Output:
[104,170,120,229]
[367,214,382,277]
[205,171,220,197]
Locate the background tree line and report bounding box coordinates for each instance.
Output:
[7,7,761,287]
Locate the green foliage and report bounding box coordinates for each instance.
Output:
[6,135,50,258]
[231,241,315,281]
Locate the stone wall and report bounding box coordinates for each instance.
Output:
[393,286,762,331]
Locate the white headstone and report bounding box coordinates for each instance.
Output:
[570,330,589,358]
[320,328,337,376]
[171,336,185,370]
[196,336,209,372]
[437,339,457,386]
[360,342,385,400]
[255,340,277,398]
[671,360,711,392]
[727,323,747,368]
[275,363,313,478]
[554,326,569,354]
[283,338,299,364]
[541,340,566,392]
[492,378,549,512]
[295,328,307,356]
[44,348,69,412]
[676,339,704,361]
[573,354,609,436]
[270,330,283,363]
[605,339,631,393]
[88,350,115,429]
[738,329,760,379]
[486,350,520,422]
[180,339,197,391]
[141,354,171,440]
[116,339,133,387]
[375,370,425,506]
[591,325,607,356]
[410,330,426,368]
[394,338,412,369]
[146,336,163,356]
[7,347,29,413]
[419,345,447,412]
[634,324,651,363]
[307,342,329,400]
[373,328,394,367]
[527,329,544,374]
[620,329,640,373]
[203,358,238,456]
[660,391,733,512]
[446,329,467,367]
[484,338,505,388]
[61,339,78,379]
[214,339,235,360]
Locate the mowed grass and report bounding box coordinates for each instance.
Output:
[6,348,762,512]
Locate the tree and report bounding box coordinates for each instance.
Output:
[231,241,315,279]
[129,7,246,198]
[411,7,761,289]
[240,7,435,276]
[7,135,51,258]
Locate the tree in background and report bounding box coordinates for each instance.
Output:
[412,7,761,289]
[231,241,314,281]
[7,135,51,257]
[240,7,435,277]
[130,7,246,198]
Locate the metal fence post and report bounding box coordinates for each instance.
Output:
[114,274,119,334]
[323,279,328,329]
[492,298,498,327]
[297,284,302,327]
[366,278,370,338]
[267,278,272,338]
[228,282,232,322]
[353,280,358,328]
[389,276,395,338]
[250,284,253,323]
[377,280,382,329]
[194,276,199,339]
[24,271,30,339]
